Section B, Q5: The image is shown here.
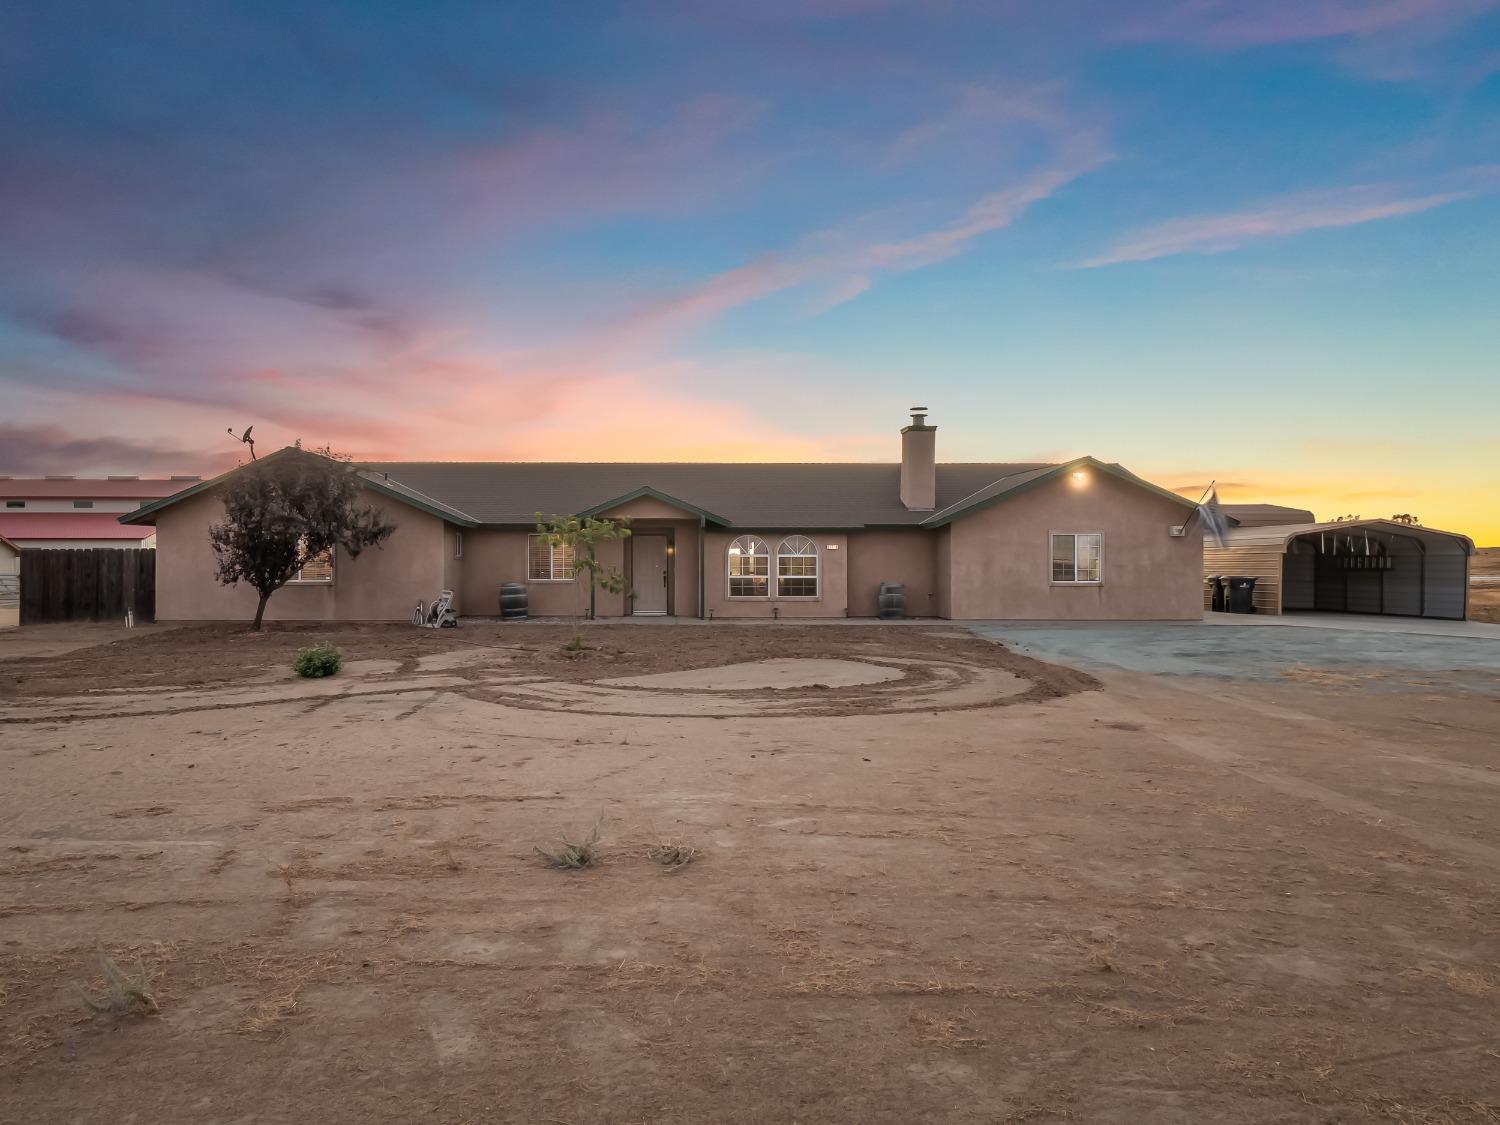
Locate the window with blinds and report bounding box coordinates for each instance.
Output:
[290,539,335,584]
[529,535,576,581]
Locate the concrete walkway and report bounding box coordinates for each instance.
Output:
[1201,609,1500,640]
[966,617,1500,683]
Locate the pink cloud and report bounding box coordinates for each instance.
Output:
[1125,0,1497,49]
[0,423,235,477]
[609,130,1111,346]
[1079,176,1493,267]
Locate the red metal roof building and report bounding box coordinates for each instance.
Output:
[0,476,198,548]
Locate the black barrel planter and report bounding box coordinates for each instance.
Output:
[500,582,529,620]
[877,581,906,620]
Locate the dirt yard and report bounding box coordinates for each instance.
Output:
[2,621,1498,1123]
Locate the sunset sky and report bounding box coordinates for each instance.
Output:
[2,1,1498,542]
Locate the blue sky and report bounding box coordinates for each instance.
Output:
[2,0,1498,538]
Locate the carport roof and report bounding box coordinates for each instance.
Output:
[1225,519,1476,554]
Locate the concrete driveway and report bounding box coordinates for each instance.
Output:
[966,612,1500,685]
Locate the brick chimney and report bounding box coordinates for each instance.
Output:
[900,407,936,511]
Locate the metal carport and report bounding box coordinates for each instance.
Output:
[1205,519,1475,620]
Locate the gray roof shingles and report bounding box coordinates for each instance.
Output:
[360,462,1053,528]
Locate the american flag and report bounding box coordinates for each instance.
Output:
[1200,485,1230,548]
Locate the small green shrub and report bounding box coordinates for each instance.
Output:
[294,644,343,678]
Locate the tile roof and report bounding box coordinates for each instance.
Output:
[123,448,1195,531]
[359,461,1055,527]
[0,513,158,541]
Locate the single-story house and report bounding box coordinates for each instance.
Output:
[1208,506,1474,619]
[122,410,1206,623]
[0,534,18,629]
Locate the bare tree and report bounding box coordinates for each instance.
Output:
[209,446,396,630]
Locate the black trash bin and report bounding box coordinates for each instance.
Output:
[1206,575,1225,613]
[1225,576,1257,614]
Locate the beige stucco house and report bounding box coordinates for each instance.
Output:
[123,411,1205,623]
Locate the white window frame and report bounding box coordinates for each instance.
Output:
[1050,531,1102,585]
[528,534,576,582]
[726,535,770,598]
[775,535,820,599]
[288,539,335,585]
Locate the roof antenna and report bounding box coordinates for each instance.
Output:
[227,424,257,460]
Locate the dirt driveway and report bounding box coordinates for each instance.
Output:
[2,622,1498,1123]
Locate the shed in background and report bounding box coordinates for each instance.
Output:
[1206,517,1474,619]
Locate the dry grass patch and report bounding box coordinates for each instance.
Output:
[76,948,159,1017]
[909,1008,986,1049]
[645,838,697,872]
[605,958,734,993]
[1405,963,1497,997]
[271,847,466,885]
[222,950,346,1036]
[767,926,870,995]
[534,818,604,870]
[1069,934,1120,974]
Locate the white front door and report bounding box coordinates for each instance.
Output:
[633,536,669,615]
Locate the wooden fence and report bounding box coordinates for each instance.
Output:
[19,549,156,624]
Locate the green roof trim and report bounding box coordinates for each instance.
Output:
[120,447,480,527]
[575,485,731,526]
[920,456,1198,529]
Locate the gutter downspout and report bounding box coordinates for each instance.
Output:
[698,517,706,620]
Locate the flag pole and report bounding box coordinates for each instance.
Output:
[1179,480,1216,533]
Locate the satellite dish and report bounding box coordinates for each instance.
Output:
[227,424,258,459]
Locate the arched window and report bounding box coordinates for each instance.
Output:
[727,535,769,597]
[776,535,819,598]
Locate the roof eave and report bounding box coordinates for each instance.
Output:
[358,476,480,527]
[573,485,732,527]
[920,456,1197,528]
[121,448,482,528]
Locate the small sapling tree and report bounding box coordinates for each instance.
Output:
[209,446,397,630]
[534,513,631,648]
